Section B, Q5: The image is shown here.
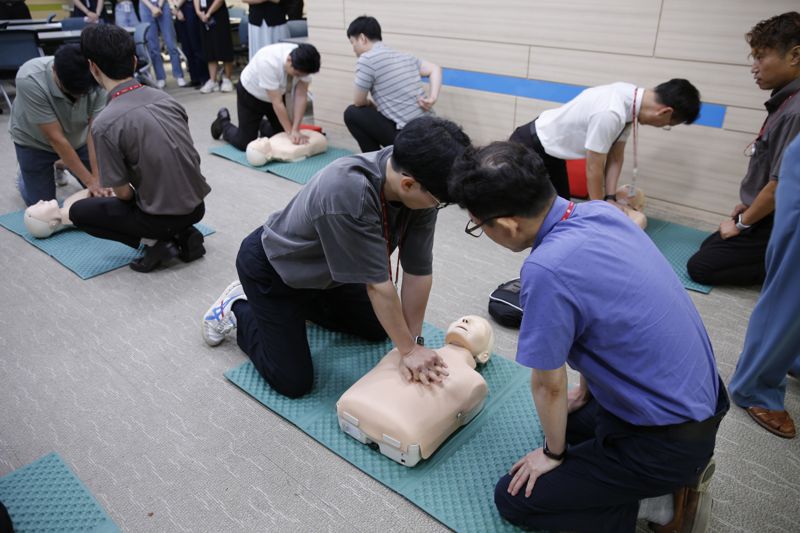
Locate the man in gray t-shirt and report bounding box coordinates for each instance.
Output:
[70,25,211,273]
[203,116,471,399]
[342,16,442,153]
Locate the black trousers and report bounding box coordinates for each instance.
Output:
[494,382,729,533]
[175,3,209,85]
[233,227,388,398]
[687,215,773,286]
[343,104,399,153]
[70,197,205,249]
[509,119,571,199]
[223,81,284,151]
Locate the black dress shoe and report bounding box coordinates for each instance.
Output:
[174,226,206,262]
[210,107,230,140]
[129,240,178,272]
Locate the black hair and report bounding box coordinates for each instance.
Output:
[653,78,701,125]
[289,43,321,75]
[346,16,382,41]
[391,116,471,203]
[52,43,96,96]
[449,142,555,222]
[80,23,136,80]
[747,11,800,55]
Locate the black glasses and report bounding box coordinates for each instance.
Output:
[464,214,511,237]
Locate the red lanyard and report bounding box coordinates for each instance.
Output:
[756,89,798,140]
[631,87,639,186]
[380,187,408,285]
[112,83,143,99]
[561,201,575,221]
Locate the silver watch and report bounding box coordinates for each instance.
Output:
[735,213,752,231]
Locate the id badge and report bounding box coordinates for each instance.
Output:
[200,0,207,8]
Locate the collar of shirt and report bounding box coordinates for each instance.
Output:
[106,78,140,104]
[532,195,570,250]
[765,77,800,112]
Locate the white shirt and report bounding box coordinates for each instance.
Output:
[240,43,311,103]
[535,82,642,159]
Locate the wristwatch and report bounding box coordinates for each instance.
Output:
[603,194,617,202]
[735,213,752,231]
[414,336,425,347]
[542,439,566,461]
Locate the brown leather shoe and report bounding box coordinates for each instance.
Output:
[746,407,796,438]
[650,459,715,533]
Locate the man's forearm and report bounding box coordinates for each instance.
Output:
[603,145,625,196]
[741,180,777,225]
[428,65,442,102]
[291,93,307,132]
[86,129,100,179]
[50,137,97,188]
[531,366,568,455]
[585,162,605,200]
[399,273,431,338]
[366,280,415,354]
[271,100,294,134]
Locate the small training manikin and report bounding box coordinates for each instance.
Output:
[615,183,647,229]
[23,189,90,238]
[337,315,494,467]
[245,130,328,166]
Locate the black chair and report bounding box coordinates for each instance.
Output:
[0,29,42,112]
[286,19,307,38]
[233,13,248,63]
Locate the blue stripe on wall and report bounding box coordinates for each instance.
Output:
[439,68,727,129]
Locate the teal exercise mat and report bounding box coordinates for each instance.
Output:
[208,144,354,185]
[0,211,215,280]
[645,218,712,294]
[0,452,120,533]
[225,322,538,532]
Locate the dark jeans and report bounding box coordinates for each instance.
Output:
[222,81,283,151]
[70,197,205,249]
[233,227,388,398]
[509,120,571,199]
[494,382,729,533]
[175,3,209,85]
[686,215,773,286]
[343,104,398,153]
[15,143,89,206]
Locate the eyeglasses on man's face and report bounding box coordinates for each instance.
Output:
[464,214,512,237]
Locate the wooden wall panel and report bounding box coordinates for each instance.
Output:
[618,126,750,214]
[310,69,353,125]
[308,27,354,57]
[723,108,766,135]
[655,0,799,64]
[513,98,561,128]
[306,0,345,29]
[527,46,765,110]
[343,0,661,55]
[434,87,516,147]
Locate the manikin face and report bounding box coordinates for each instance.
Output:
[445,315,494,363]
[750,46,800,91]
[27,199,62,222]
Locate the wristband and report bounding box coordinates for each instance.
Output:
[542,439,566,461]
[735,213,752,231]
[603,194,617,202]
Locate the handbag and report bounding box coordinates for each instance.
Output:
[488,277,523,328]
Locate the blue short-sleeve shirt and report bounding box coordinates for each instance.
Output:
[516,197,719,426]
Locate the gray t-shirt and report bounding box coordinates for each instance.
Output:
[9,56,106,152]
[740,77,800,205]
[92,80,211,215]
[355,43,427,129]
[261,147,437,289]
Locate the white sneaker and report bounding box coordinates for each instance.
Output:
[199,79,217,94]
[202,280,247,346]
[176,77,187,87]
[220,77,233,92]
[156,79,166,89]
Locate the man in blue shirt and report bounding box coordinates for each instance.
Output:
[449,141,728,533]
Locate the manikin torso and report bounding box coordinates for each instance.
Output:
[245,130,328,166]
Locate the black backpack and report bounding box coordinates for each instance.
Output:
[488,278,523,328]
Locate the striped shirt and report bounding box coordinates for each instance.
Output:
[354,43,427,129]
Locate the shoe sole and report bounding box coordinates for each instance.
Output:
[201,280,243,346]
[693,457,715,492]
[688,491,712,533]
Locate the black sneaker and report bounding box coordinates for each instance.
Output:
[129,240,178,273]
[174,226,206,262]
[211,107,230,140]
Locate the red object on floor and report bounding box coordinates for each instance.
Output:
[299,124,323,133]
[566,159,588,198]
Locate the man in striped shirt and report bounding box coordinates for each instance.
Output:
[343,16,442,153]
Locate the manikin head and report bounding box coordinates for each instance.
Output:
[24,200,66,238]
[346,16,382,57]
[746,12,800,91]
[615,184,646,210]
[444,315,494,365]
[246,137,273,166]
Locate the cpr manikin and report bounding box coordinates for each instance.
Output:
[23,189,90,238]
[337,315,494,467]
[615,183,647,229]
[245,130,328,166]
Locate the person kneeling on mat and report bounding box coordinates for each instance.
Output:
[449,141,728,533]
[72,24,212,273]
